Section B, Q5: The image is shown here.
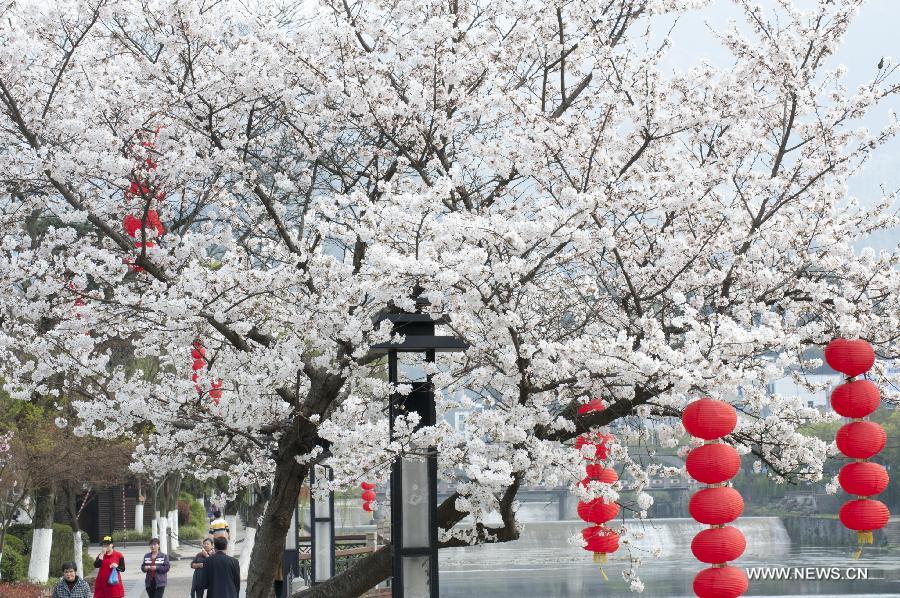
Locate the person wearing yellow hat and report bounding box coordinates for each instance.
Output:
[93,535,125,598]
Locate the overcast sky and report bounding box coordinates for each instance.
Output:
[658,0,899,251]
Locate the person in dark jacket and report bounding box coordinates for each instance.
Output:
[191,538,214,598]
[51,561,92,598]
[140,537,171,598]
[199,537,240,598]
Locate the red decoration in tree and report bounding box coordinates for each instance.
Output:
[839,462,889,497]
[839,499,890,544]
[827,337,890,551]
[581,525,619,564]
[577,499,619,524]
[360,483,377,511]
[693,566,749,598]
[682,398,737,440]
[689,487,744,525]
[691,526,746,564]
[824,338,875,377]
[362,501,374,512]
[578,397,606,414]
[830,380,879,418]
[686,443,741,485]
[584,465,618,484]
[836,422,886,459]
[575,432,614,460]
[683,397,746,596]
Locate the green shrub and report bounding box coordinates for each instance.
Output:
[0,536,27,582]
[182,494,207,529]
[178,524,206,541]
[110,528,151,543]
[177,500,191,526]
[4,525,30,544]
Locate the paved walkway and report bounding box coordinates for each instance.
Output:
[113,544,250,598]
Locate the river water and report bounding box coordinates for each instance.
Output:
[437,519,900,597]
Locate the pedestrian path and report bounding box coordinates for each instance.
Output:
[112,545,245,598]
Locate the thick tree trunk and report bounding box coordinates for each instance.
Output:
[245,427,314,598]
[158,516,169,554]
[27,485,55,582]
[135,502,144,533]
[240,487,269,580]
[224,513,238,556]
[73,531,83,578]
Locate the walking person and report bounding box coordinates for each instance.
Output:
[51,561,92,598]
[198,537,240,598]
[93,536,125,598]
[208,510,229,541]
[141,537,171,598]
[190,538,214,598]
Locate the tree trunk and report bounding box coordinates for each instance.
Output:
[245,426,314,598]
[60,481,86,578]
[27,485,55,582]
[240,486,270,580]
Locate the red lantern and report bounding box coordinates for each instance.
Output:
[839,499,889,544]
[682,398,737,440]
[824,338,875,378]
[575,433,613,460]
[581,526,619,563]
[836,422,886,459]
[192,359,207,371]
[191,347,206,360]
[689,487,744,525]
[584,465,618,484]
[578,398,606,414]
[691,526,746,564]
[839,462,889,497]
[361,482,376,491]
[362,490,376,501]
[362,501,374,512]
[577,499,619,524]
[830,380,879,418]
[693,566,748,598]
[686,444,741,484]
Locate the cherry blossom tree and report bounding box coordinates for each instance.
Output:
[1,0,899,596]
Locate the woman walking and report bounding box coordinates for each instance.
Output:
[141,537,171,598]
[93,536,126,598]
[191,538,214,598]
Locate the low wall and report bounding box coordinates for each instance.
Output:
[781,515,889,547]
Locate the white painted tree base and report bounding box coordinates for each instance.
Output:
[158,517,169,554]
[27,528,52,582]
[73,531,84,579]
[135,504,144,533]
[239,526,257,580]
[225,515,238,555]
[167,510,179,551]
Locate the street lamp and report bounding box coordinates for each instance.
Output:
[309,463,336,585]
[373,310,467,598]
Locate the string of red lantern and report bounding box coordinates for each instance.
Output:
[191,339,222,405]
[683,398,748,598]
[825,338,890,553]
[574,398,619,577]
[123,129,166,272]
[360,481,376,512]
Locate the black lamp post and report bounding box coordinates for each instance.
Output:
[309,463,336,585]
[373,310,467,598]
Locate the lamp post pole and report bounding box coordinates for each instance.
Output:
[309,464,336,585]
[374,310,467,598]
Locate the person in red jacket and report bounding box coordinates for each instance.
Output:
[93,535,126,598]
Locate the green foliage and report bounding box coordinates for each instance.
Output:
[178,524,206,541]
[186,495,207,528]
[110,528,151,543]
[0,539,27,582]
[4,525,29,544]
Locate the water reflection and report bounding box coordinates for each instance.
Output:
[439,520,900,597]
